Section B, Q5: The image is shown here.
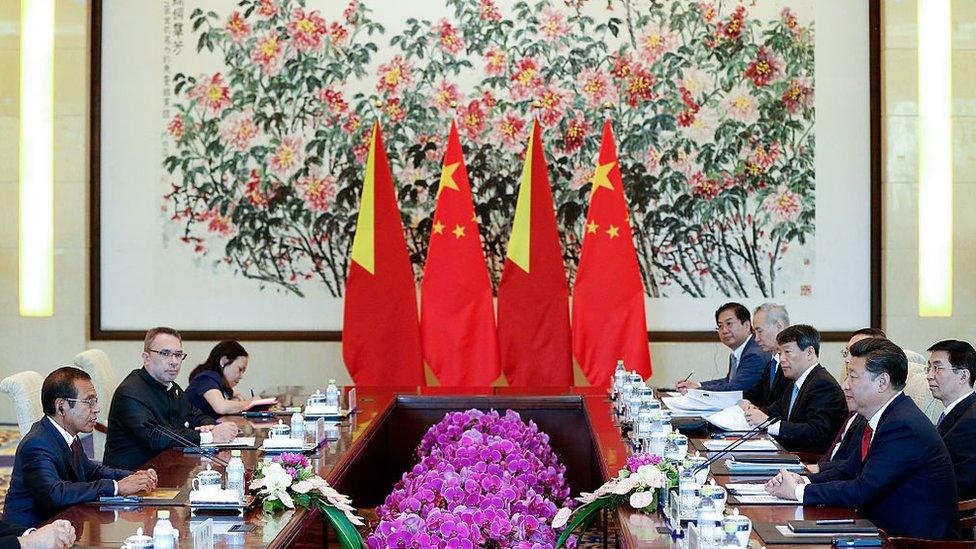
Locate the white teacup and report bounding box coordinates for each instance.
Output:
[723,508,752,547]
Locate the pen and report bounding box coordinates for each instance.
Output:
[251,388,255,398]
[681,371,694,383]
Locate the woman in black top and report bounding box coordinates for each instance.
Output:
[185,341,256,418]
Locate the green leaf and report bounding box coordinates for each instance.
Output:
[320,505,364,549]
[555,498,613,548]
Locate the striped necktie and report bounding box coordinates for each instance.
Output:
[937,411,947,427]
[787,384,800,420]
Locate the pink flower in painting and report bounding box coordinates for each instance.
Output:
[644,146,661,174]
[690,172,720,200]
[780,8,807,40]
[510,57,542,99]
[188,73,232,116]
[484,49,507,77]
[480,0,502,21]
[342,114,362,135]
[537,8,569,43]
[571,163,595,190]
[782,77,814,114]
[431,80,461,114]
[698,2,717,23]
[243,169,269,207]
[168,114,185,140]
[744,142,781,174]
[220,110,260,151]
[204,207,236,236]
[251,33,284,76]
[295,167,338,212]
[481,90,497,109]
[376,56,414,95]
[328,22,349,48]
[625,64,656,107]
[459,100,486,141]
[418,134,442,162]
[637,23,677,64]
[762,185,802,223]
[721,6,747,41]
[288,8,327,52]
[343,0,359,24]
[578,68,615,108]
[682,107,719,145]
[677,67,712,97]
[317,87,349,116]
[562,115,589,153]
[610,51,634,80]
[352,135,370,162]
[492,113,526,152]
[269,136,304,179]
[745,46,783,87]
[434,19,464,55]
[535,86,567,127]
[256,0,277,19]
[384,97,406,123]
[226,11,251,44]
[724,83,760,125]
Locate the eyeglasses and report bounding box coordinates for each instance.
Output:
[65,397,98,408]
[925,364,961,375]
[149,348,189,361]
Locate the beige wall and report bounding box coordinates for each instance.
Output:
[0,0,969,422]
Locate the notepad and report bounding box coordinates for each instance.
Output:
[725,483,769,495]
[733,494,798,505]
[701,439,778,451]
[244,397,278,410]
[201,437,257,448]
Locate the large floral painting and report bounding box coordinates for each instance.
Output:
[95,0,874,335]
[163,0,814,300]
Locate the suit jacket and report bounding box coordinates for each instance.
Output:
[700,336,769,393]
[104,368,215,470]
[938,391,976,500]
[806,393,959,540]
[760,364,847,454]
[744,355,790,408]
[818,412,868,469]
[2,418,131,527]
[0,521,28,549]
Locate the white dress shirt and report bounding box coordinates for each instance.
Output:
[47,416,118,495]
[794,391,904,501]
[828,413,859,460]
[768,363,818,436]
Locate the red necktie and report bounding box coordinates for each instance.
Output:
[860,423,873,461]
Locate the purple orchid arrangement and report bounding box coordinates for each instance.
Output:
[367,409,576,548]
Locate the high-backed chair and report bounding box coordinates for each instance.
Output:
[903,348,928,366]
[903,371,944,425]
[0,371,44,437]
[72,349,117,460]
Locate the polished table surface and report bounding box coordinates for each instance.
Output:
[50,386,870,548]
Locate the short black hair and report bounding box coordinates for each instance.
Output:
[776,324,821,356]
[41,366,92,416]
[927,340,976,387]
[851,327,886,339]
[849,337,908,390]
[715,302,750,324]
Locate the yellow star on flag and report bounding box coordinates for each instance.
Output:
[607,225,620,239]
[452,224,466,239]
[592,161,616,192]
[437,162,460,197]
[432,220,445,234]
[586,221,599,234]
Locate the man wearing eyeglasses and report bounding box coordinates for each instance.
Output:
[676,302,768,394]
[104,327,239,470]
[926,339,976,500]
[3,367,158,527]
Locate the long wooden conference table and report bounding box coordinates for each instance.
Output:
[50,386,872,548]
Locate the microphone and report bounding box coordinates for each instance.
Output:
[144,420,230,467]
[693,415,779,473]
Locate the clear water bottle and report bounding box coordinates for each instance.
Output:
[152,510,176,549]
[678,467,700,517]
[226,449,245,502]
[696,492,723,547]
[325,379,340,411]
[612,360,626,399]
[291,411,305,442]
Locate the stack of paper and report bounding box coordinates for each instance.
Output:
[725,457,805,473]
[201,437,257,448]
[663,389,743,416]
[701,439,778,451]
[706,405,752,431]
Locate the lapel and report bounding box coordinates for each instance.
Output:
[40,417,81,481]
[863,393,907,464]
[787,365,821,420]
[939,391,976,436]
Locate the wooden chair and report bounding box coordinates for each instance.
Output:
[886,499,976,547]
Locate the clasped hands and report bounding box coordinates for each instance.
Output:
[738,400,769,427]
[117,468,158,496]
[765,468,803,500]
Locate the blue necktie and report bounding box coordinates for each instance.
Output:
[729,355,739,379]
[938,411,946,427]
[770,359,778,385]
[787,384,800,420]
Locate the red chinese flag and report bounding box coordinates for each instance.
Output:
[420,121,501,386]
[572,120,652,385]
[343,123,423,387]
[497,120,572,386]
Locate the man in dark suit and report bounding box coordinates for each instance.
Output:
[767,337,959,540]
[743,303,791,407]
[810,328,886,474]
[104,327,239,470]
[927,339,976,500]
[676,302,769,393]
[741,324,847,454]
[0,519,75,549]
[3,367,158,527]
